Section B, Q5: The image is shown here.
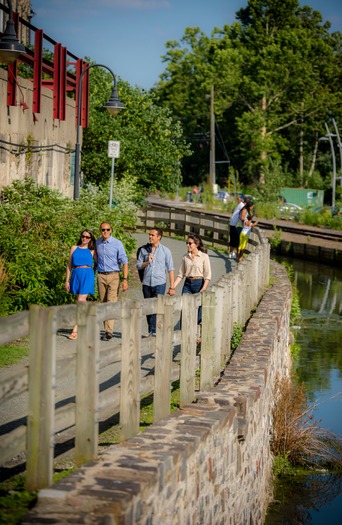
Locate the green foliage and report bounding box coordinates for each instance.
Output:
[155,0,342,188]
[281,261,301,326]
[268,226,282,250]
[272,452,296,477]
[0,475,37,525]
[81,66,191,193]
[290,342,301,359]
[0,178,138,315]
[231,322,244,351]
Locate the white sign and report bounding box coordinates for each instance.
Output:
[108,140,120,158]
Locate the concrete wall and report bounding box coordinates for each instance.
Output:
[23,261,292,525]
[0,67,76,197]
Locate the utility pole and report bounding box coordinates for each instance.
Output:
[209,84,216,193]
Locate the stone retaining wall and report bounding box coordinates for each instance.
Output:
[23,262,292,525]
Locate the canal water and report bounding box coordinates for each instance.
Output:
[265,256,342,524]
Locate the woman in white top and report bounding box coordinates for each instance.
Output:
[168,234,211,325]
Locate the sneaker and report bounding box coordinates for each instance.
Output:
[100,332,113,341]
[231,253,237,259]
[151,332,156,337]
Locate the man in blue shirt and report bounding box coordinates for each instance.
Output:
[136,228,174,336]
[96,222,128,341]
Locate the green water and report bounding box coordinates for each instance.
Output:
[265,257,342,524]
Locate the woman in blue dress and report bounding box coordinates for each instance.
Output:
[65,229,97,340]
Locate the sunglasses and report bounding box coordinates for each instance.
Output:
[101,228,111,232]
[186,242,194,245]
[82,235,91,239]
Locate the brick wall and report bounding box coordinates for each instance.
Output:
[23,261,292,525]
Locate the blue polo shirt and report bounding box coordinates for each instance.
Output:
[96,236,128,272]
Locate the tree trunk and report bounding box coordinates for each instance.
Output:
[308,134,319,179]
[259,95,267,185]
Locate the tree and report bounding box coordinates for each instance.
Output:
[81,65,191,193]
[154,0,342,189]
[154,27,242,185]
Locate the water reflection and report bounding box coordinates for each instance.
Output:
[265,257,342,524]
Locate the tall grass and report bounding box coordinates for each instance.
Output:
[271,377,342,470]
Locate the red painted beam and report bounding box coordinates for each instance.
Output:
[33,29,43,114]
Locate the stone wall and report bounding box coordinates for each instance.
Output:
[23,262,292,525]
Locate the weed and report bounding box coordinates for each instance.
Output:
[0,475,37,525]
[231,323,244,351]
[268,226,282,250]
[271,377,342,472]
[272,452,296,477]
[290,342,301,359]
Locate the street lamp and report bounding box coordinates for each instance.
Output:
[319,122,337,208]
[0,0,26,63]
[74,63,124,199]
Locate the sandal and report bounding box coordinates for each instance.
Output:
[68,331,78,340]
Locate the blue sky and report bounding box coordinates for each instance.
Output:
[31,0,342,90]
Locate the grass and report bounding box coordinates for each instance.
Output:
[271,376,342,473]
[0,339,28,369]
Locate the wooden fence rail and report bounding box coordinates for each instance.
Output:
[0,208,270,490]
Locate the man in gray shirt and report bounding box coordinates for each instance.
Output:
[136,228,174,336]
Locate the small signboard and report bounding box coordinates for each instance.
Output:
[108,141,120,158]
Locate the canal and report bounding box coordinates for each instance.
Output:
[265,256,342,524]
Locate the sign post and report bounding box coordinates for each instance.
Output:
[108,141,120,208]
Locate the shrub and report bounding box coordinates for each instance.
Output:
[271,377,342,470]
[0,177,138,315]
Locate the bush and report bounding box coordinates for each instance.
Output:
[0,177,139,315]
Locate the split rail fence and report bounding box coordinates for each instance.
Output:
[0,206,270,490]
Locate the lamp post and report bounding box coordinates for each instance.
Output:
[0,0,26,63]
[74,64,124,200]
[209,84,216,193]
[319,122,337,208]
[331,117,342,188]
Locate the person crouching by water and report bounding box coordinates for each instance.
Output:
[168,234,211,342]
[65,229,97,340]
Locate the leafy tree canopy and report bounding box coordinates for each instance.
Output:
[154,0,342,189]
[81,65,191,193]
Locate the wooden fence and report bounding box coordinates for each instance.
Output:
[0,208,270,491]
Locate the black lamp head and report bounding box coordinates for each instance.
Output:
[103,85,125,115]
[0,18,26,63]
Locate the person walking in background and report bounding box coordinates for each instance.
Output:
[237,201,258,262]
[65,229,97,340]
[228,193,246,259]
[168,234,211,342]
[96,222,128,341]
[136,227,175,336]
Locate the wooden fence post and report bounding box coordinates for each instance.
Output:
[75,302,99,466]
[120,298,142,441]
[180,294,197,406]
[26,305,57,491]
[220,276,231,365]
[154,295,174,422]
[200,291,216,391]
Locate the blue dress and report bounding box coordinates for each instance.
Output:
[70,247,95,295]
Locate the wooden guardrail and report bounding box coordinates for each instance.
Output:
[0,209,270,491]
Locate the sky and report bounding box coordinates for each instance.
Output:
[30,0,342,91]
